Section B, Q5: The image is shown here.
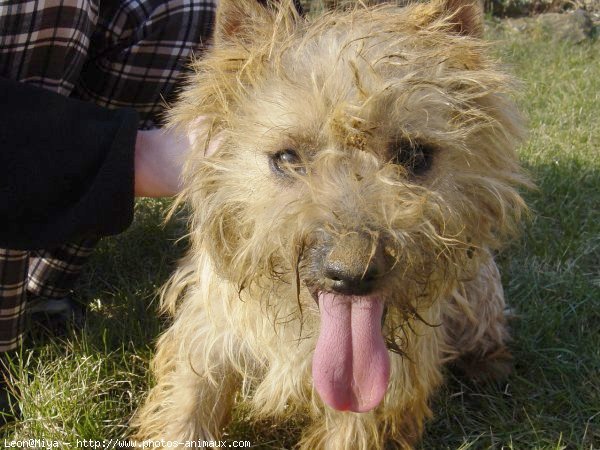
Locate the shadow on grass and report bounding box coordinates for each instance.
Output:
[421,156,599,449]
[76,198,189,351]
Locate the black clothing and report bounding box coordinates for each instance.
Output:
[0,77,139,250]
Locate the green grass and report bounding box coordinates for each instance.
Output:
[419,30,599,450]
[2,24,599,450]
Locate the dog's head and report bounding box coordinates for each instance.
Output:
[171,0,529,413]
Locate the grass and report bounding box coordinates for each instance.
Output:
[2,18,598,450]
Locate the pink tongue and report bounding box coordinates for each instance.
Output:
[312,292,390,412]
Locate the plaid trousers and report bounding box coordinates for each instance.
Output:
[0,0,217,351]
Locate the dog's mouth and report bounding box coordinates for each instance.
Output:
[310,289,390,413]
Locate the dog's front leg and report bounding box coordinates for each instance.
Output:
[443,252,513,381]
[131,316,239,444]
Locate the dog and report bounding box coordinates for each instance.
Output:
[132,0,529,447]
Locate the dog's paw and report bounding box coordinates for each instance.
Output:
[453,346,513,384]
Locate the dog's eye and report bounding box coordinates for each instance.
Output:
[270,149,307,176]
[391,140,435,176]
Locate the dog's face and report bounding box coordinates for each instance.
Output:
[172,0,528,413]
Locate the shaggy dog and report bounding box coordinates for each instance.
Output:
[132,0,529,447]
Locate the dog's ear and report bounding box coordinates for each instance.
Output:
[215,0,299,45]
[215,0,271,44]
[440,0,484,37]
[413,0,484,37]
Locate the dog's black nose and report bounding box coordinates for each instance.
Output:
[324,262,380,295]
[322,232,386,296]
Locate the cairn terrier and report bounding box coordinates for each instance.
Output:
[133,0,529,447]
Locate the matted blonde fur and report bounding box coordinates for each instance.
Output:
[131,0,530,448]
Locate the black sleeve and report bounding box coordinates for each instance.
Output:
[0,77,140,250]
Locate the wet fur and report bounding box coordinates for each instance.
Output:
[131,0,530,448]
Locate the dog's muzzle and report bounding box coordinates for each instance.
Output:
[309,230,392,413]
[321,231,387,296]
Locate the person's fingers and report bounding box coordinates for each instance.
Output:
[135,128,189,197]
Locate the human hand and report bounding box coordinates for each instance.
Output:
[134,121,220,198]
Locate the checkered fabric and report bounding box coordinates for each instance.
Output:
[0,0,216,128]
[27,239,100,299]
[0,0,217,351]
[0,250,28,352]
